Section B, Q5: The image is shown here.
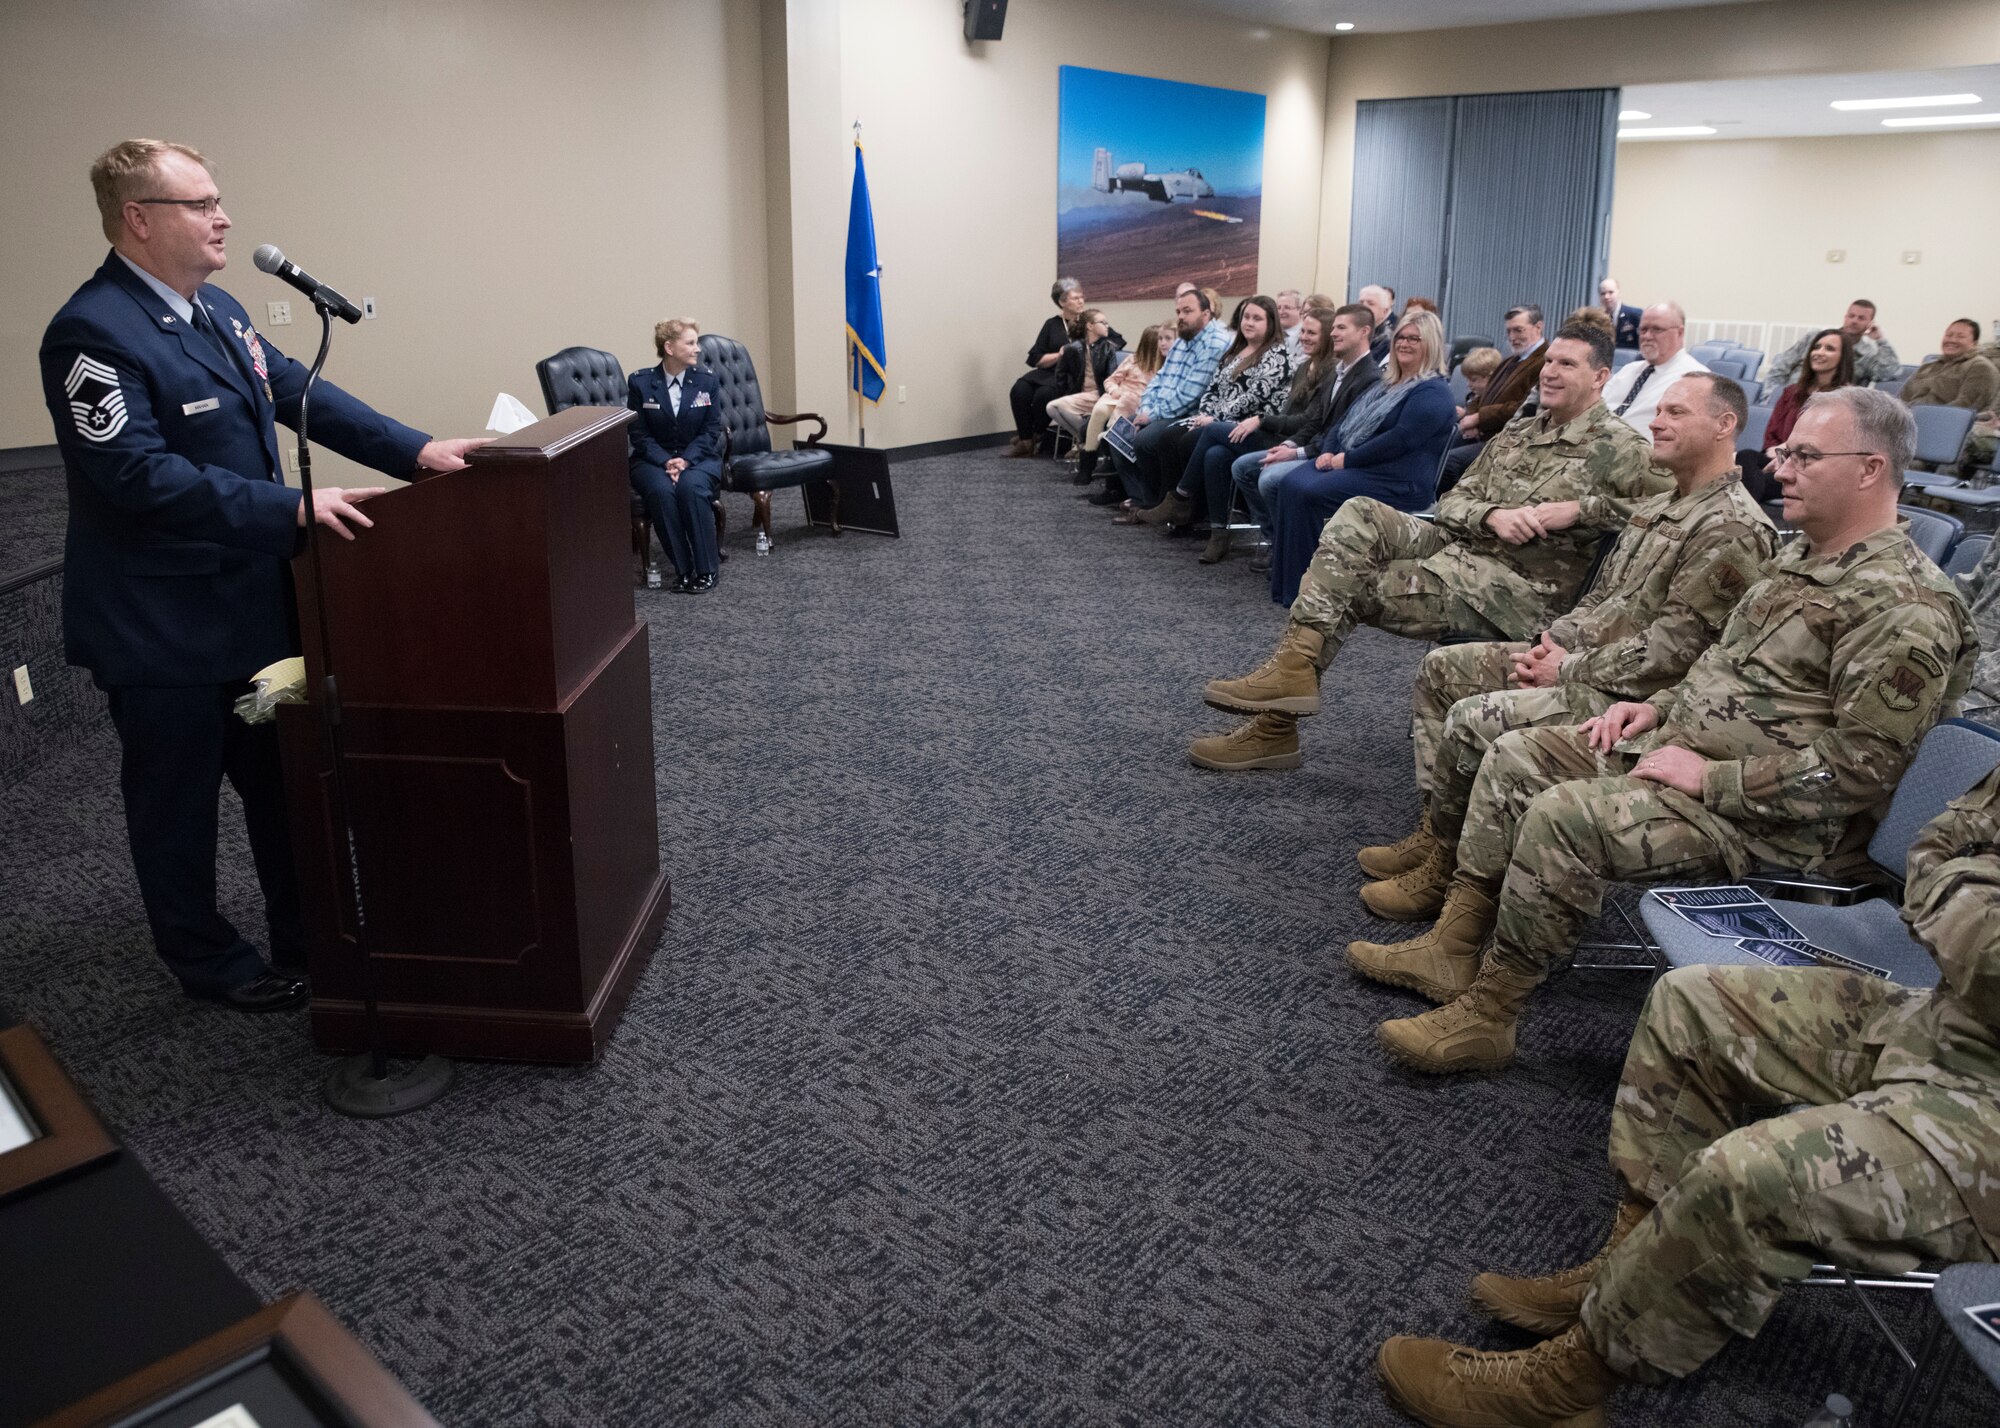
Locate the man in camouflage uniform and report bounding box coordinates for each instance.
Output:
[1766,298,1902,388]
[1189,321,1668,772]
[1354,373,1776,931]
[1956,535,2000,727]
[1356,388,1976,1076]
[1373,762,2000,1426]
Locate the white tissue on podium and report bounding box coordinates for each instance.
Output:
[486,393,539,434]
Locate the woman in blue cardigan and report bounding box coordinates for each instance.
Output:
[628,318,725,593]
[1263,309,1455,606]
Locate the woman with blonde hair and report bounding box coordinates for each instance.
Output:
[1261,308,1455,601]
[627,317,725,592]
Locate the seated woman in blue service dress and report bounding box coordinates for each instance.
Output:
[628,318,724,593]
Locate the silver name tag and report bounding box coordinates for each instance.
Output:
[182,397,220,415]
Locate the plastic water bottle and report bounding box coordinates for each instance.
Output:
[645,564,661,589]
[1801,1393,1853,1427]
[755,531,772,556]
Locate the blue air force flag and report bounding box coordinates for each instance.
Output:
[845,141,888,404]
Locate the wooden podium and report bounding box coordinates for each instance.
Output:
[277,407,669,1064]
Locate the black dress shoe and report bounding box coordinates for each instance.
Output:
[1086,487,1125,506]
[689,572,718,593]
[666,574,692,593]
[190,969,310,1013]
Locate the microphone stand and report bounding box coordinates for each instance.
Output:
[294,295,453,1118]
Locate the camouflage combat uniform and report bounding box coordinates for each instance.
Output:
[1955,534,2000,726]
[1456,525,1974,989]
[1411,474,1775,840]
[1286,400,1667,664]
[1581,765,2000,1379]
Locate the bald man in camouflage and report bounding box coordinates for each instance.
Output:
[1357,387,1975,1077]
[1189,321,1668,772]
[1374,761,2000,1426]
[1354,373,1776,932]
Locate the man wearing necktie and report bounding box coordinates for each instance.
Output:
[1601,301,1709,440]
[626,318,726,593]
[38,139,486,1014]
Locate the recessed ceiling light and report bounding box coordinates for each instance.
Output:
[1881,112,2000,127]
[1831,92,1980,111]
[1617,125,1718,139]
[1617,109,1651,121]
[1334,22,1355,31]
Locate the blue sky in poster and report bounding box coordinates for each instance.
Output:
[1057,66,1266,199]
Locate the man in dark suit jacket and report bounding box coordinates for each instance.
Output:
[627,319,726,592]
[38,139,483,1011]
[1231,305,1384,557]
[1599,278,1643,350]
[1437,305,1548,488]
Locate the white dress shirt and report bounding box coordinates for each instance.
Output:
[1603,347,1709,441]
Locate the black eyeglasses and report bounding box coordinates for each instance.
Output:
[134,196,223,216]
[1769,446,1880,471]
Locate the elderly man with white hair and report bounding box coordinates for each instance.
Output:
[1358,283,1396,362]
[1600,301,1707,441]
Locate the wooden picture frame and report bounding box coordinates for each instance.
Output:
[34,1293,440,1428]
[0,1023,117,1202]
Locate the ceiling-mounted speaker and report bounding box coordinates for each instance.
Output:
[965,0,1007,41]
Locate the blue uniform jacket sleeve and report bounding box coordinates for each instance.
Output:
[627,372,670,472]
[1340,380,1454,468]
[684,373,724,467]
[41,313,300,558]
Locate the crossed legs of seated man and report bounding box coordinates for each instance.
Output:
[1355,641,1621,922]
[1374,964,1995,1426]
[1348,722,1747,1074]
[1188,496,1504,771]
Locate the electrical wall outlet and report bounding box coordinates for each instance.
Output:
[897,384,907,403]
[282,447,298,474]
[267,300,292,326]
[362,296,378,319]
[12,665,32,704]
[1825,249,1845,264]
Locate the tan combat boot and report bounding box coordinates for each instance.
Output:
[1359,838,1456,922]
[1346,881,1495,1003]
[1356,808,1438,879]
[1472,1200,1651,1336]
[1377,953,1538,1073]
[1188,713,1301,771]
[1377,1323,1615,1428]
[1202,623,1324,717]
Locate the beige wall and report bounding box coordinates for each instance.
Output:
[810,0,1330,447]
[0,0,773,482]
[1317,0,2000,304]
[1609,131,2000,361]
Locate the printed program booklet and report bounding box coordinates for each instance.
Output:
[1650,886,1889,978]
[1101,416,1138,462]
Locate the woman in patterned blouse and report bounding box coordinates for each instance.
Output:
[1120,296,1297,529]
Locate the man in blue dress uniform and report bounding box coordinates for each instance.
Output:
[39,139,485,1012]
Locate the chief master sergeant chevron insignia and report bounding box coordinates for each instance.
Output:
[65,353,127,443]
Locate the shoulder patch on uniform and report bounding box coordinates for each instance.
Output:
[1908,646,1945,679]
[1876,665,1928,712]
[1707,560,1749,603]
[64,354,127,443]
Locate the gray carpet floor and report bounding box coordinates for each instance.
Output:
[0,466,68,578]
[2,447,1988,1426]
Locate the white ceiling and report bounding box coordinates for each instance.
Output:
[1620,65,2000,140]
[1156,0,1761,37]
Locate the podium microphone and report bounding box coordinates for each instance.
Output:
[253,243,364,324]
